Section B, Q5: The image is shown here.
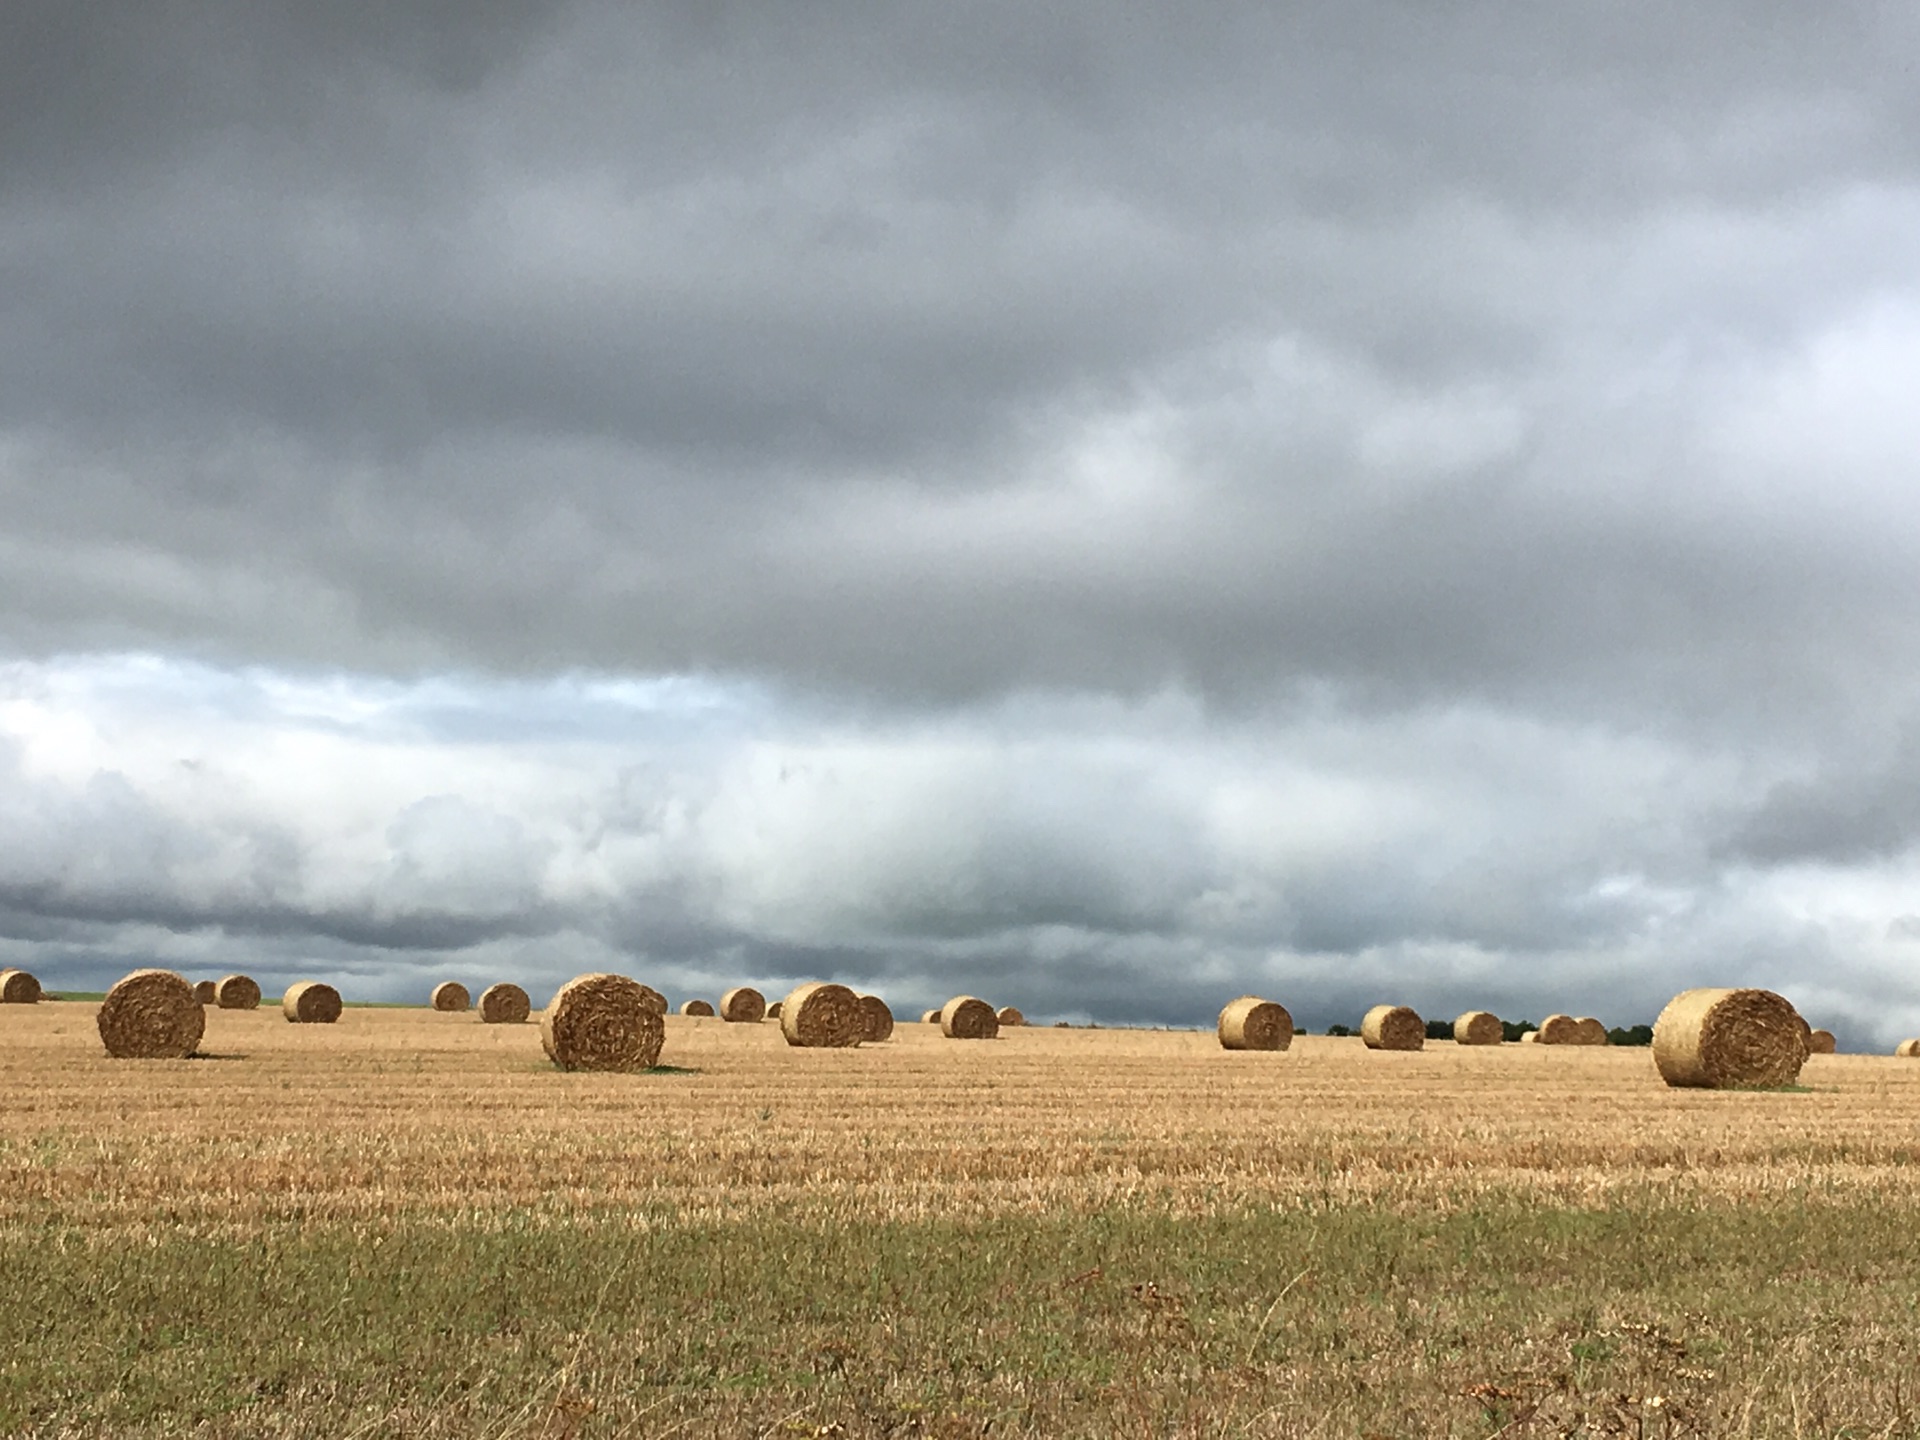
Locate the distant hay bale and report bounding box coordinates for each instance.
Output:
[941,996,999,1041]
[97,969,203,1059]
[766,1001,782,1020]
[995,1006,1025,1027]
[920,1008,942,1025]
[679,999,715,1017]
[214,974,261,1010]
[1535,1014,1582,1045]
[719,987,766,1023]
[191,980,216,1004]
[858,994,894,1042]
[282,981,343,1025]
[431,982,470,1012]
[1807,1028,1836,1054]
[1896,1039,1920,1058]
[1,968,43,1004]
[541,973,665,1071]
[1217,996,1294,1051]
[1520,1030,1539,1043]
[478,983,531,1024]
[1453,1010,1503,1046]
[1651,987,1808,1089]
[1574,1017,1609,1046]
[1361,1004,1424,1051]
[637,984,667,1016]
[779,982,865,1048]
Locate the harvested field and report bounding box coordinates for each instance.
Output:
[8,1003,1920,1437]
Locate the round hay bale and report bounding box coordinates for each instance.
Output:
[478,982,531,1024]
[1651,987,1808,1089]
[541,973,665,1071]
[1453,1010,1503,1046]
[192,979,216,1005]
[1896,1038,1920,1058]
[213,974,261,1010]
[995,1005,1026,1027]
[920,1008,942,1025]
[1,968,44,1004]
[679,999,715,1017]
[1574,1017,1609,1046]
[431,982,470,1012]
[96,969,204,1059]
[1520,1029,1540,1043]
[1217,996,1294,1051]
[779,982,865,1048]
[1535,1014,1582,1045]
[766,1001,782,1020]
[719,987,766,1023]
[1361,1004,1424,1051]
[1807,1028,1836,1054]
[282,981,342,1025]
[858,994,894,1042]
[941,995,999,1041]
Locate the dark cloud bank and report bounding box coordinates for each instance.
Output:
[4,4,1920,1042]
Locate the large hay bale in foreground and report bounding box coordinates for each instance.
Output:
[1896,1039,1920,1058]
[719,987,766,1023]
[478,983,531,1024]
[541,973,665,1071]
[1535,1014,1582,1045]
[680,999,715,1017]
[1361,1004,1423,1051]
[941,996,999,1040]
[1807,1028,1836,1054]
[637,984,667,1016]
[431,982,470,1012]
[858,994,894,1042]
[192,980,216,1004]
[1574,1017,1609,1046]
[214,974,261,1010]
[97,969,204,1059]
[920,1008,941,1025]
[1,968,44,1004]
[282,981,342,1025]
[780,982,865,1048]
[996,1006,1025,1027]
[1651,987,1808,1089]
[1218,996,1294,1051]
[1453,1010,1503,1046]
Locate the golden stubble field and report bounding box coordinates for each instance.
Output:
[7,1001,1920,1237]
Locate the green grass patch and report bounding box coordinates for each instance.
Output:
[7,1197,1920,1436]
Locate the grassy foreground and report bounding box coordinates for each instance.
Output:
[6,1197,1920,1438]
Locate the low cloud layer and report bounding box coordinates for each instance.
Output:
[4,4,1920,1041]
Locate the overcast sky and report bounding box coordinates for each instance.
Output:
[5,2,1920,1042]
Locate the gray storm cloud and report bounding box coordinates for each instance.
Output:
[3,4,1920,1041]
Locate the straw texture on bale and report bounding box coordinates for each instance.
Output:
[214,974,261,1010]
[920,1008,942,1024]
[478,982,531,1024]
[637,984,667,1016]
[941,995,1000,1041]
[1807,1028,1836,1054]
[1896,1039,1920,1058]
[540,973,664,1070]
[680,999,715,1017]
[1651,987,1808,1089]
[779,982,865,1048]
[1361,1004,1424,1051]
[1574,1017,1608,1046]
[97,969,204,1059]
[719,987,766,1024]
[282,981,343,1025]
[1453,1010,1504,1046]
[1534,1014,1582,1045]
[995,1006,1026,1027]
[858,994,894,1043]
[765,1001,782,1020]
[192,980,216,1004]
[1,968,43,1004]
[431,982,470,1012]
[1217,996,1294,1051]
